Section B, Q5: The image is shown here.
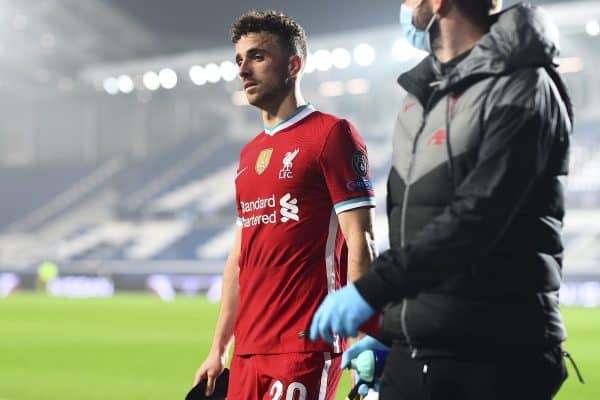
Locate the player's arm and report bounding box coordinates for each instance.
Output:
[318,119,377,281]
[193,226,241,395]
[338,207,377,282]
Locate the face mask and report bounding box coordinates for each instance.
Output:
[399,3,437,52]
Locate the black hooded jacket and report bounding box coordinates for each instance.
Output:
[355,4,572,356]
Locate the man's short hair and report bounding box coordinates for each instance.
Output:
[453,0,502,22]
[231,10,307,62]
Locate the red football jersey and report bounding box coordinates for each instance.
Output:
[233,104,375,355]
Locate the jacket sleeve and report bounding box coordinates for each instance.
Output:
[355,72,568,309]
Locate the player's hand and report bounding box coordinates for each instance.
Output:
[309,283,374,343]
[193,350,227,396]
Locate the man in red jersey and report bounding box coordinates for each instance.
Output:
[192,10,377,400]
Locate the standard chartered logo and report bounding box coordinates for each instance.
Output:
[239,193,299,227]
[279,193,299,222]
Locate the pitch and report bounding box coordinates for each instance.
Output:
[0,293,598,400]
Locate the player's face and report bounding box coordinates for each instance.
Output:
[235,32,293,110]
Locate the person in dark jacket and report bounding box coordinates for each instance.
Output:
[310,1,574,398]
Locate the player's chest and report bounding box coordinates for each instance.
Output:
[236,141,321,196]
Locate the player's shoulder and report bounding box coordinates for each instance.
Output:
[306,111,357,143]
[309,110,350,129]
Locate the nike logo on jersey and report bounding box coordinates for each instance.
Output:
[235,167,248,180]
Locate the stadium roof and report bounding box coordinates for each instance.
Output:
[0,0,596,97]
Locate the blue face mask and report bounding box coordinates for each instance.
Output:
[399,3,436,52]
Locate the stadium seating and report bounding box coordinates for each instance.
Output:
[0,162,99,230]
[0,126,598,280]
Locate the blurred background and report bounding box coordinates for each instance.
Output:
[0,1,599,399]
[1,0,599,304]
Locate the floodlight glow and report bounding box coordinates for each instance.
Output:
[220,61,238,82]
[189,65,207,86]
[586,20,600,36]
[331,48,351,69]
[304,52,316,74]
[314,49,333,72]
[205,63,221,83]
[346,79,370,95]
[158,68,178,89]
[319,81,345,97]
[353,44,376,66]
[103,77,119,95]
[143,71,161,91]
[117,75,134,93]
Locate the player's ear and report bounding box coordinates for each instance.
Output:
[288,54,302,79]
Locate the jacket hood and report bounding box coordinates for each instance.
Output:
[443,3,560,88]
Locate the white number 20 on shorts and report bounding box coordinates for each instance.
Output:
[270,380,307,400]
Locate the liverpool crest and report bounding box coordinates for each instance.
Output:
[255,148,273,175]
[279,148,299,179]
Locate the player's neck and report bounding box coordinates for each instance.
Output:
[262,87,306,129]
[434,14,487,63]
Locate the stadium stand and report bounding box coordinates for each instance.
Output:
[0,121,598,282]
[0,162,102,231]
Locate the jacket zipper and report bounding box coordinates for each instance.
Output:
[399,92,436,357]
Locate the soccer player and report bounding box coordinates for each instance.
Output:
[193,10,377,400]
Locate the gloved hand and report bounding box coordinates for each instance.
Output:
[348,367,385,399]
[351,370,371,398]
[342,336,389,369]
[344,337,389,400]
[309,284,374,343]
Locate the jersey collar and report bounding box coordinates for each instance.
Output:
[264,104,316,136]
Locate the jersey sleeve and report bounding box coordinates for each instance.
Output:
[319,119,376,214]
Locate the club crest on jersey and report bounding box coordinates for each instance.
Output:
[278,148,299,179]
[255,148,273,175]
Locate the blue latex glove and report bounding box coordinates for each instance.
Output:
[309,284,374,343]
[353,371,370,397]
[341,336,389,369]
[345,337,389,399]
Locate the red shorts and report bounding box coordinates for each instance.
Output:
[227,352,342,400]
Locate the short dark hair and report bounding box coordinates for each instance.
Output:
[230,10,307,61]
[453,0,500,23]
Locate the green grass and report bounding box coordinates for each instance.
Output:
[0,293,598,399]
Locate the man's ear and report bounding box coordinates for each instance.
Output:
[433,0,451,16]
[430,0,443,14]
[288,54,302,79]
